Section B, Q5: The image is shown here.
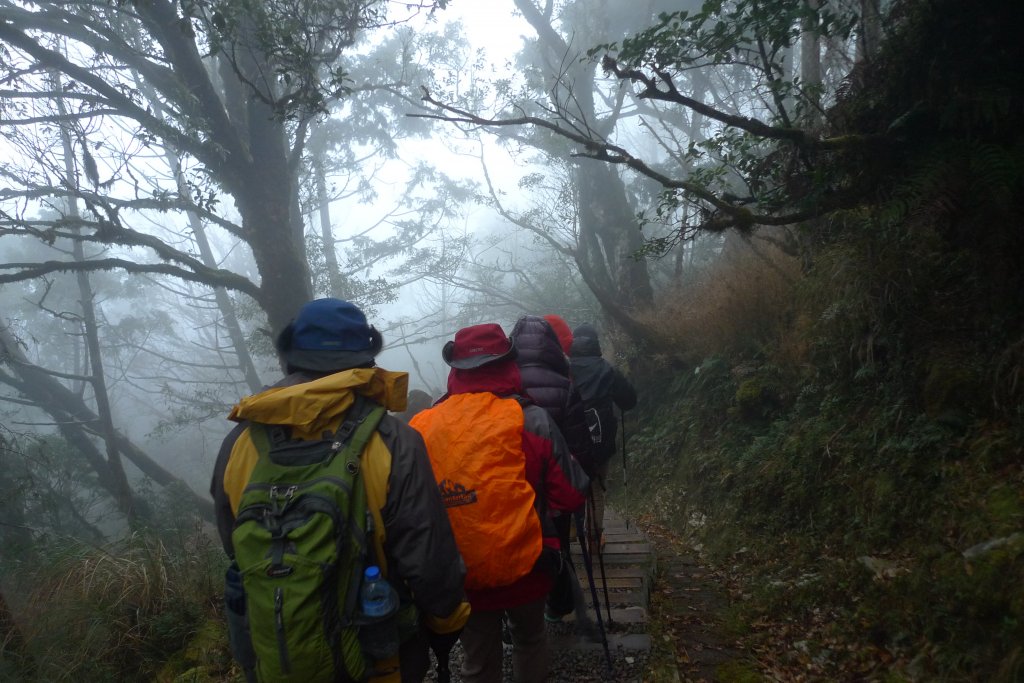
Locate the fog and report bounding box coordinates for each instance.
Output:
[0,0,859,525]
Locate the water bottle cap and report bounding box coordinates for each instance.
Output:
[364,565,381,581]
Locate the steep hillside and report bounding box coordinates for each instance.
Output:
[623,0,1024,679]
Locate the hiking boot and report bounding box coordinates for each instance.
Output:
[544,608,563,624]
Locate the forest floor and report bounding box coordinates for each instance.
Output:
[638,515,757,683]
[638,514,912,682]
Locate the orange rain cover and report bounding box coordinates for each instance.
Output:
[411,393,542,590]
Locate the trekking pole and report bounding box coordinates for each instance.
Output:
[573,509,613,672]
[620,410,629,529]
[588,489,613,625]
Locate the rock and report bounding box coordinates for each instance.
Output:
[857,555,908,580]
[961,532,1024,560]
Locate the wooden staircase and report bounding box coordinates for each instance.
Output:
[552,506,655,654]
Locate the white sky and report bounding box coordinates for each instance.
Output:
[443,1,530,57]
[352,2,539,340]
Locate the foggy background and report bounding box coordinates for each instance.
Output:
[0,0,853,525]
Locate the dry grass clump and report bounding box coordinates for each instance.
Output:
[640,234,804,367]
[8,525,220,681]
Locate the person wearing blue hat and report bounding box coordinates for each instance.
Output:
[211,298,469,683]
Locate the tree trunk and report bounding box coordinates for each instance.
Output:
[311,150,348,299]
[856,0,882,65]
[232,17,313,336]
[170,153,264,393]
[0,323,215,520]
[575,162,654,310]
[54,78,137,520]
[801,0,823,111]
[183,202,265,393]
[515,0,655,344]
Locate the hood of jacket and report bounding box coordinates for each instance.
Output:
[446,358,523,398]
[569,323,602,357]
[510,315,569,375]
[228,367,408,439]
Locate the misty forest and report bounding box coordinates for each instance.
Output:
[0,0,1022,680]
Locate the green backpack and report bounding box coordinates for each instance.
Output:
[231,397,386,683]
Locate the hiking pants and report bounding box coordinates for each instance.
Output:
[460,598,547,683]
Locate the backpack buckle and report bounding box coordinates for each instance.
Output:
[335,419,356,446]
[268,426,289,445]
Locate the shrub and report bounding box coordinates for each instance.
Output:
[2,524,224,681]
[637,230,802,366]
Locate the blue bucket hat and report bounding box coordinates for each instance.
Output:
[275,298,383,373]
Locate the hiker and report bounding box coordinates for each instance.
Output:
[510,315,594,473]
[210,298,469,683]
[410,323,589,683]
[509,315,594,623]
[569,323,638,550]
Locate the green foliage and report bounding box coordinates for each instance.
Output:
[0,490,225,682]
[0,431,109,550]
[620,2,1024,677]
[593,0,856,72]
[202,0,388,119]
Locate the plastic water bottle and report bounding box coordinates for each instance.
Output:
[359,566,398,659]
[360,566,396,616]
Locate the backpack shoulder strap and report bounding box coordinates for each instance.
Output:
[335,394,386,455]
[334,394,387,623]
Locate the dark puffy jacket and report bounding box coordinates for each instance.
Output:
[510,315,595,473]
[569,324,638,461]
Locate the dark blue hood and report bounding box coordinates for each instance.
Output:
[569,323,602,357]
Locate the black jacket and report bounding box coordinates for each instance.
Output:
[569,325,637,461]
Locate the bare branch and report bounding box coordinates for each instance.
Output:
[0,258,262,301]
[601,56,881,151]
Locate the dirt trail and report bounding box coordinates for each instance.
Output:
[640,519,754,682]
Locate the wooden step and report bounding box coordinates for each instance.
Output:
[563,605,648,625]
[548,632,652,652]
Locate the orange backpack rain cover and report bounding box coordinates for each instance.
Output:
[411,393,542,590]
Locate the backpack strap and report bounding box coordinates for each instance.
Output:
[334,396,387,624]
